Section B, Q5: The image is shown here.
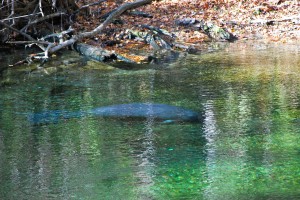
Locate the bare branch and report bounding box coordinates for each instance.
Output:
[71,0,107,16]
[38,0,44,17]
[0,12,42,22]
[0,20,35,41]
[0,20,46,51]
[7,40,51,45]
[21,12,65,31]
[11,0,15,25]
[78,0,153,39]
[49,0,153,53]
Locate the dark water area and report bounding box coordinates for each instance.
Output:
[0,42,300,199]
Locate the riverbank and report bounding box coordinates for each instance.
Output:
[76,0,299,52]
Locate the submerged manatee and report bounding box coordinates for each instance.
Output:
[29,103,201,125]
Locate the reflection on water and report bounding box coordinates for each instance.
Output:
[1,42,300,199]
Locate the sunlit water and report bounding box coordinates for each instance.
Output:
[1,42,300,199]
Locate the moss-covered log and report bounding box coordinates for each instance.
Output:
[75,43,136,64]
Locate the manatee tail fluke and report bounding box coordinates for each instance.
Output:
[28,110,85,125]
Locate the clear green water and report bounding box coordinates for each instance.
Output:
[1,42,300,200]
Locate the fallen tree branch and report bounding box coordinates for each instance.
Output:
[78,0,153,39]
[75,43,117,62]
[0,20,46,51]
[0,21,36,41]
[41,26,74,42]
[6,41,51,45]
[0,12,42,22]
[48,0,153,53]
[21,12,66,31]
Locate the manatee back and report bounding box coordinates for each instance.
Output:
[91,103,200,122]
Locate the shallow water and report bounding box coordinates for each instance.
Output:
[1,42,300,199]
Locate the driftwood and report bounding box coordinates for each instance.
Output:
[128,25,201,53]
[128,25,175,50]
[75,43,117,62]
[75,43,136,63]
[175,18,237,41]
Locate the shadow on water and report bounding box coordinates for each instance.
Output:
[1,42,300,199]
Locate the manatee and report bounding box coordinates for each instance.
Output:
[28,103,201,125]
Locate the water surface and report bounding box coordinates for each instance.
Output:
[0,42,300,199]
